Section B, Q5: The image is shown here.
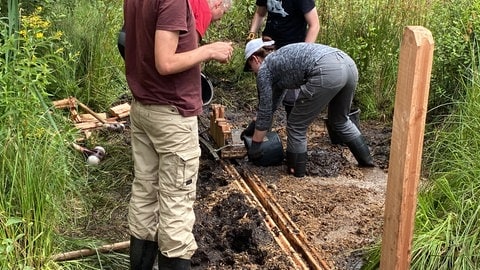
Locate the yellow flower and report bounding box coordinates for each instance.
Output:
[53,31,63,40]
[36,32,44,39]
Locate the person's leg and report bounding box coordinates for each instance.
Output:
[287,59,348,154]
[143,105,199,268]
[286,63,342,177]
[282,88,300,119]
[327,52,374,166]
[128,100,161,270]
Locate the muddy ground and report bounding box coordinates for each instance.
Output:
[191,109,390,270]
[71,83,391,269]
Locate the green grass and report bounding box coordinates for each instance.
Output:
[2,0,480,268]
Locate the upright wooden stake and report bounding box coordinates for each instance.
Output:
[380,26,434,270]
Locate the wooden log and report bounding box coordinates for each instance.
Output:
[51,240,130,261]
[52,97,76,109]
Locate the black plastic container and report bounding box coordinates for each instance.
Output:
[243,131,284,167]
[201,73,214,106]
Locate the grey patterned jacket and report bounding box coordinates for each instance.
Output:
[255,43,342,131]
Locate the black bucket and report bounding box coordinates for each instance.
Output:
[325,108,361,145]
[201,73,214,106]
[117,25,126,60]
[243,131,284,167]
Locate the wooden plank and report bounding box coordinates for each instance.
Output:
[379,26,434,270]
[238,165,331,270]
[79,113,107,122]
[109,103,131,117]
[74,122,100,130]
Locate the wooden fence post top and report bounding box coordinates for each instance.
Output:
[404,26,434,46]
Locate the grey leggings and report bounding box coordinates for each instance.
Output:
[286,51,361,153]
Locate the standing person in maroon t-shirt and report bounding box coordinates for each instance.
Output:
[123,0,233,269]
[118,0,231,58]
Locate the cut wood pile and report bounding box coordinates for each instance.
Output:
[208,104,246,159]
[53,97,129,139]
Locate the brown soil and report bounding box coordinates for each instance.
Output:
[70,85,391,269]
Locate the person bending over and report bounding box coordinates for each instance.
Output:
[242,38,374,178]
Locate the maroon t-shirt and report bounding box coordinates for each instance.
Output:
[124,0,202,117]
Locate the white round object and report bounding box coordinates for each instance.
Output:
[93,146,106,155]
[87,155,100,165]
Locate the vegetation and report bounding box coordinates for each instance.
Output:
[0,0,479,269]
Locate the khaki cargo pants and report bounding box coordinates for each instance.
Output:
[128,100,200,259]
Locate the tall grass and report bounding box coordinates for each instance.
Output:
[0,5,81,269]
[410,72,480,269]
[318,0,430,119]
[47,0,126,111]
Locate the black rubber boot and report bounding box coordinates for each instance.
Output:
[345,136,375,167]
[286,151,307,177]
[158,253,191,270]
[129,235,158,270]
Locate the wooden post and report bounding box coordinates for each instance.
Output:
[380,26,434,269]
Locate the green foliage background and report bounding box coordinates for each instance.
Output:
[1,0,479,269]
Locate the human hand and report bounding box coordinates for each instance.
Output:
[240,121,256,139]
[247,141,263,164]
[206,42,233,63]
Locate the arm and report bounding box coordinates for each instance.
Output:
[249,6,267,34]
[304,7,320,43]
[254,67,275,135]
[154,30,233,75]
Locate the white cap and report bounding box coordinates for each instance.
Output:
[244,38,275,60]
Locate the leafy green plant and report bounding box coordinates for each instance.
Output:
[47,0,126,111]
[0,6,81,269]
[427,0,480,120]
